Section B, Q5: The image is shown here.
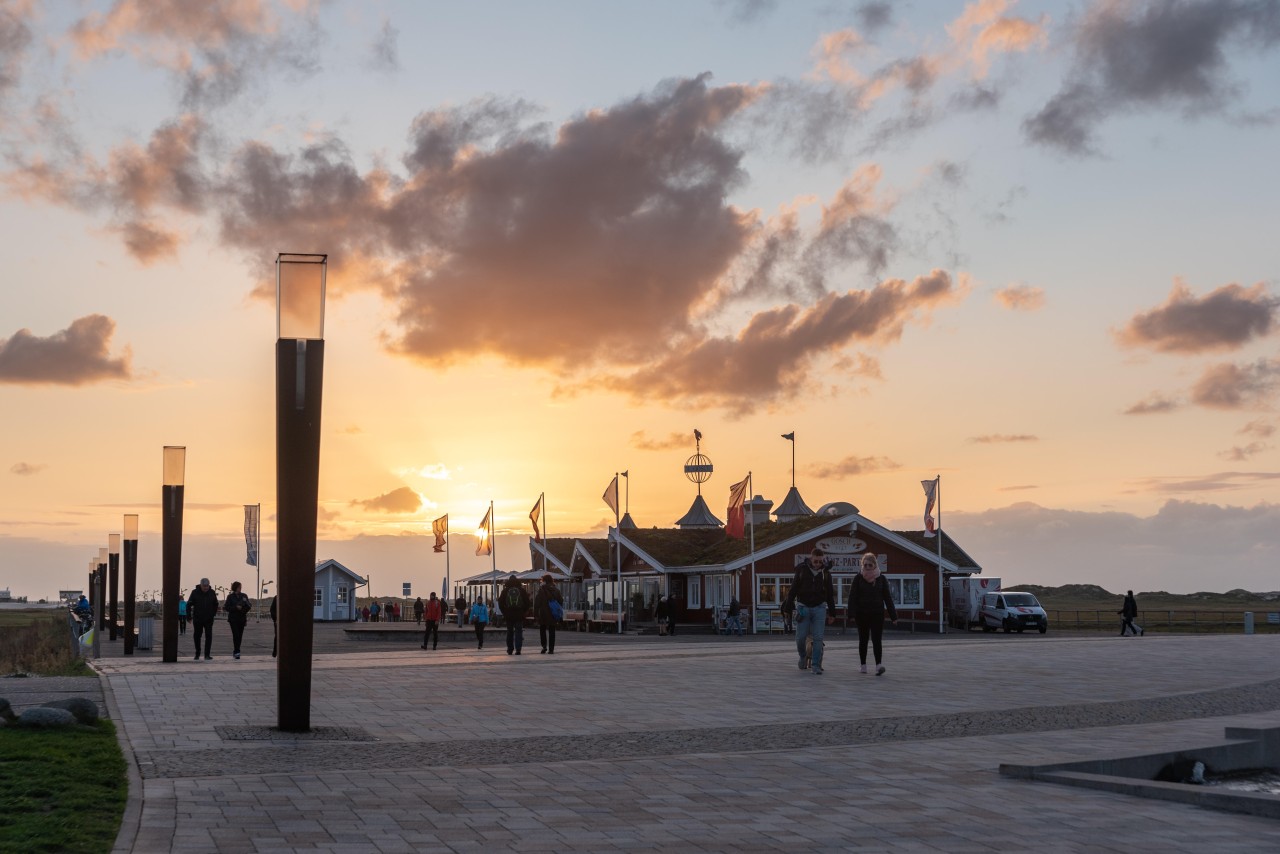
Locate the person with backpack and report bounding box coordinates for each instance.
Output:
[421,592,443,650]
[782,548,836,675]
[850,552,898,675]
[726,597,744,636]
[469,598,489,649]
[414,597,424,625]
[499,574,532,655]
[223,580,252,660]
[533,573,564,654]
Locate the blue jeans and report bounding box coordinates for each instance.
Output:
[796,604,827,670]
[726,615,743,635]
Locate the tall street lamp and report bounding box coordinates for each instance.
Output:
[96,548,107,658]
[123,515,139,655]
[162,445,186,663]
[108,533,120,641]
[275,252,326,732]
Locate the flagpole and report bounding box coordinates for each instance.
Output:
[936,475,944,635]
[445,514,450,607]
[489,500,496,608]
[614,472,621,634]
[748,471,757,635]
[541,492,547,574]
[254,503,261,622]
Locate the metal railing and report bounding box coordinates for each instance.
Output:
[1047,610,1280,634]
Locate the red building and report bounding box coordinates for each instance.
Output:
[529,497,982,633]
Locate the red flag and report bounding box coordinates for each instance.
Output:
[726,475,749,539]
[921,478,937,537]
[431,515,448,553]
[529,494,543,542]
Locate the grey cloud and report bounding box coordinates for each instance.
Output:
[1117,280,1277,353]
[0,315,132,386]
[718,0,777,25]
[1189,357,1280,409]
[10,462,46,475]
[352,487,422,514]
[808,455,901,479]
[630,431,690,452]
[1239,419,1276,438]
[1129,471,1280,493]
[968,434,1039,444]
[592,270,962,413]
[1025,0,1280,154]
[0,0,32,98]
[68,0,323,111]
[366,19,400,74]
[996,484,1038,491]
[1124,393,1182,415]
[1219,441,1271,461]
[856,2,894,36]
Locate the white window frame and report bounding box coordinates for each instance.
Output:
[688,576,702,609]
[314,587,323,607]
[754,574,793,609]
[337,584,348,604]
[885,574,925,609]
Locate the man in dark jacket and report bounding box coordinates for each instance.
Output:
[533,574,564,654]
[187,578,219,660]
[782,549,836,675]
[1119,590,1144,636]
[499,575,532,655]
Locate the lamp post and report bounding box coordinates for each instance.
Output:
[275,252,326,732]
[162,446,186,663]
[123,515,138,655]
[108,534,120,641]
[95,548,107,658]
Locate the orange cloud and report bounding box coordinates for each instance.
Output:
[1117,279,1277,354]
[993,283,1045,311]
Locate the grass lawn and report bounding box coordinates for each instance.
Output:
[0,720,126,854]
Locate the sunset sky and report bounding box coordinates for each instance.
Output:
[2,0,1279,600]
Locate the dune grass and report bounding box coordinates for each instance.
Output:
[0,613,90,676]
[0,720,126,853]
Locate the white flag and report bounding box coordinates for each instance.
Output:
[603,476,619,516]
[475,508,492,556]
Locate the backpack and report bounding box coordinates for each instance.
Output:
[549,598,564,621]
[504,587,523,611]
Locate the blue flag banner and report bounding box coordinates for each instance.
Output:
[244,504,259,566]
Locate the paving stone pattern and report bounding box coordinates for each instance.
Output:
[91,627,1280,852]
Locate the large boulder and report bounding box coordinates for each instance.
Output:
[42,697,100,725]
[0,699,77,729]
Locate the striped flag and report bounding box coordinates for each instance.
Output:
[243,505,259,566]
[432,514,448,553]
[530,494,544,542]
[725,475,750,539]
[475,508,492,556]
[921,478,938,537]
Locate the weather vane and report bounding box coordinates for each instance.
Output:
[684,428,713,496]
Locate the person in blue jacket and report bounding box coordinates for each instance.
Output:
[469,599,489,649]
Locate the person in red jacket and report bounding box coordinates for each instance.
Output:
[421,592,443,650]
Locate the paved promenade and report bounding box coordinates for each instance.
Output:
[88,625,1280,852]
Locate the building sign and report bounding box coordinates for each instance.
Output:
[402,583,412,596]
[815,536,866,555]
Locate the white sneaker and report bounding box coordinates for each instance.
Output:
[860,664,867,674]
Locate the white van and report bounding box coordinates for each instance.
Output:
[979,591,1048,634]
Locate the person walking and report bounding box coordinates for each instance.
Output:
[414,596,424,625]
[782,549,836,675]
[1119,590,1144,636]
[224,581,252,660]
[533,573,564,654]
[369,601,380,623]
[187,578,219,660]
[455,594,467,627]
[850,553,898,676]
[269,595,278,658]
[177,597,188,635]
[469,599,489,649]
[421,592,443,649]
[654,595,669,636]
[726,597,744,636]
[500,574,531,655]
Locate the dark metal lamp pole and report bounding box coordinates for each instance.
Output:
[161,446,186,663]
[123,515,138,655]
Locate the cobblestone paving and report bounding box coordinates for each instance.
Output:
[137,677,1280,780]
[96,631,1280,852]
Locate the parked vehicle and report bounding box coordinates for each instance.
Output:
[948,576,1002,630]
[980,591,1048,634]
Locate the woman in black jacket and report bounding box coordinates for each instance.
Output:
[223,581,252,660]
[850,553,897,676]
